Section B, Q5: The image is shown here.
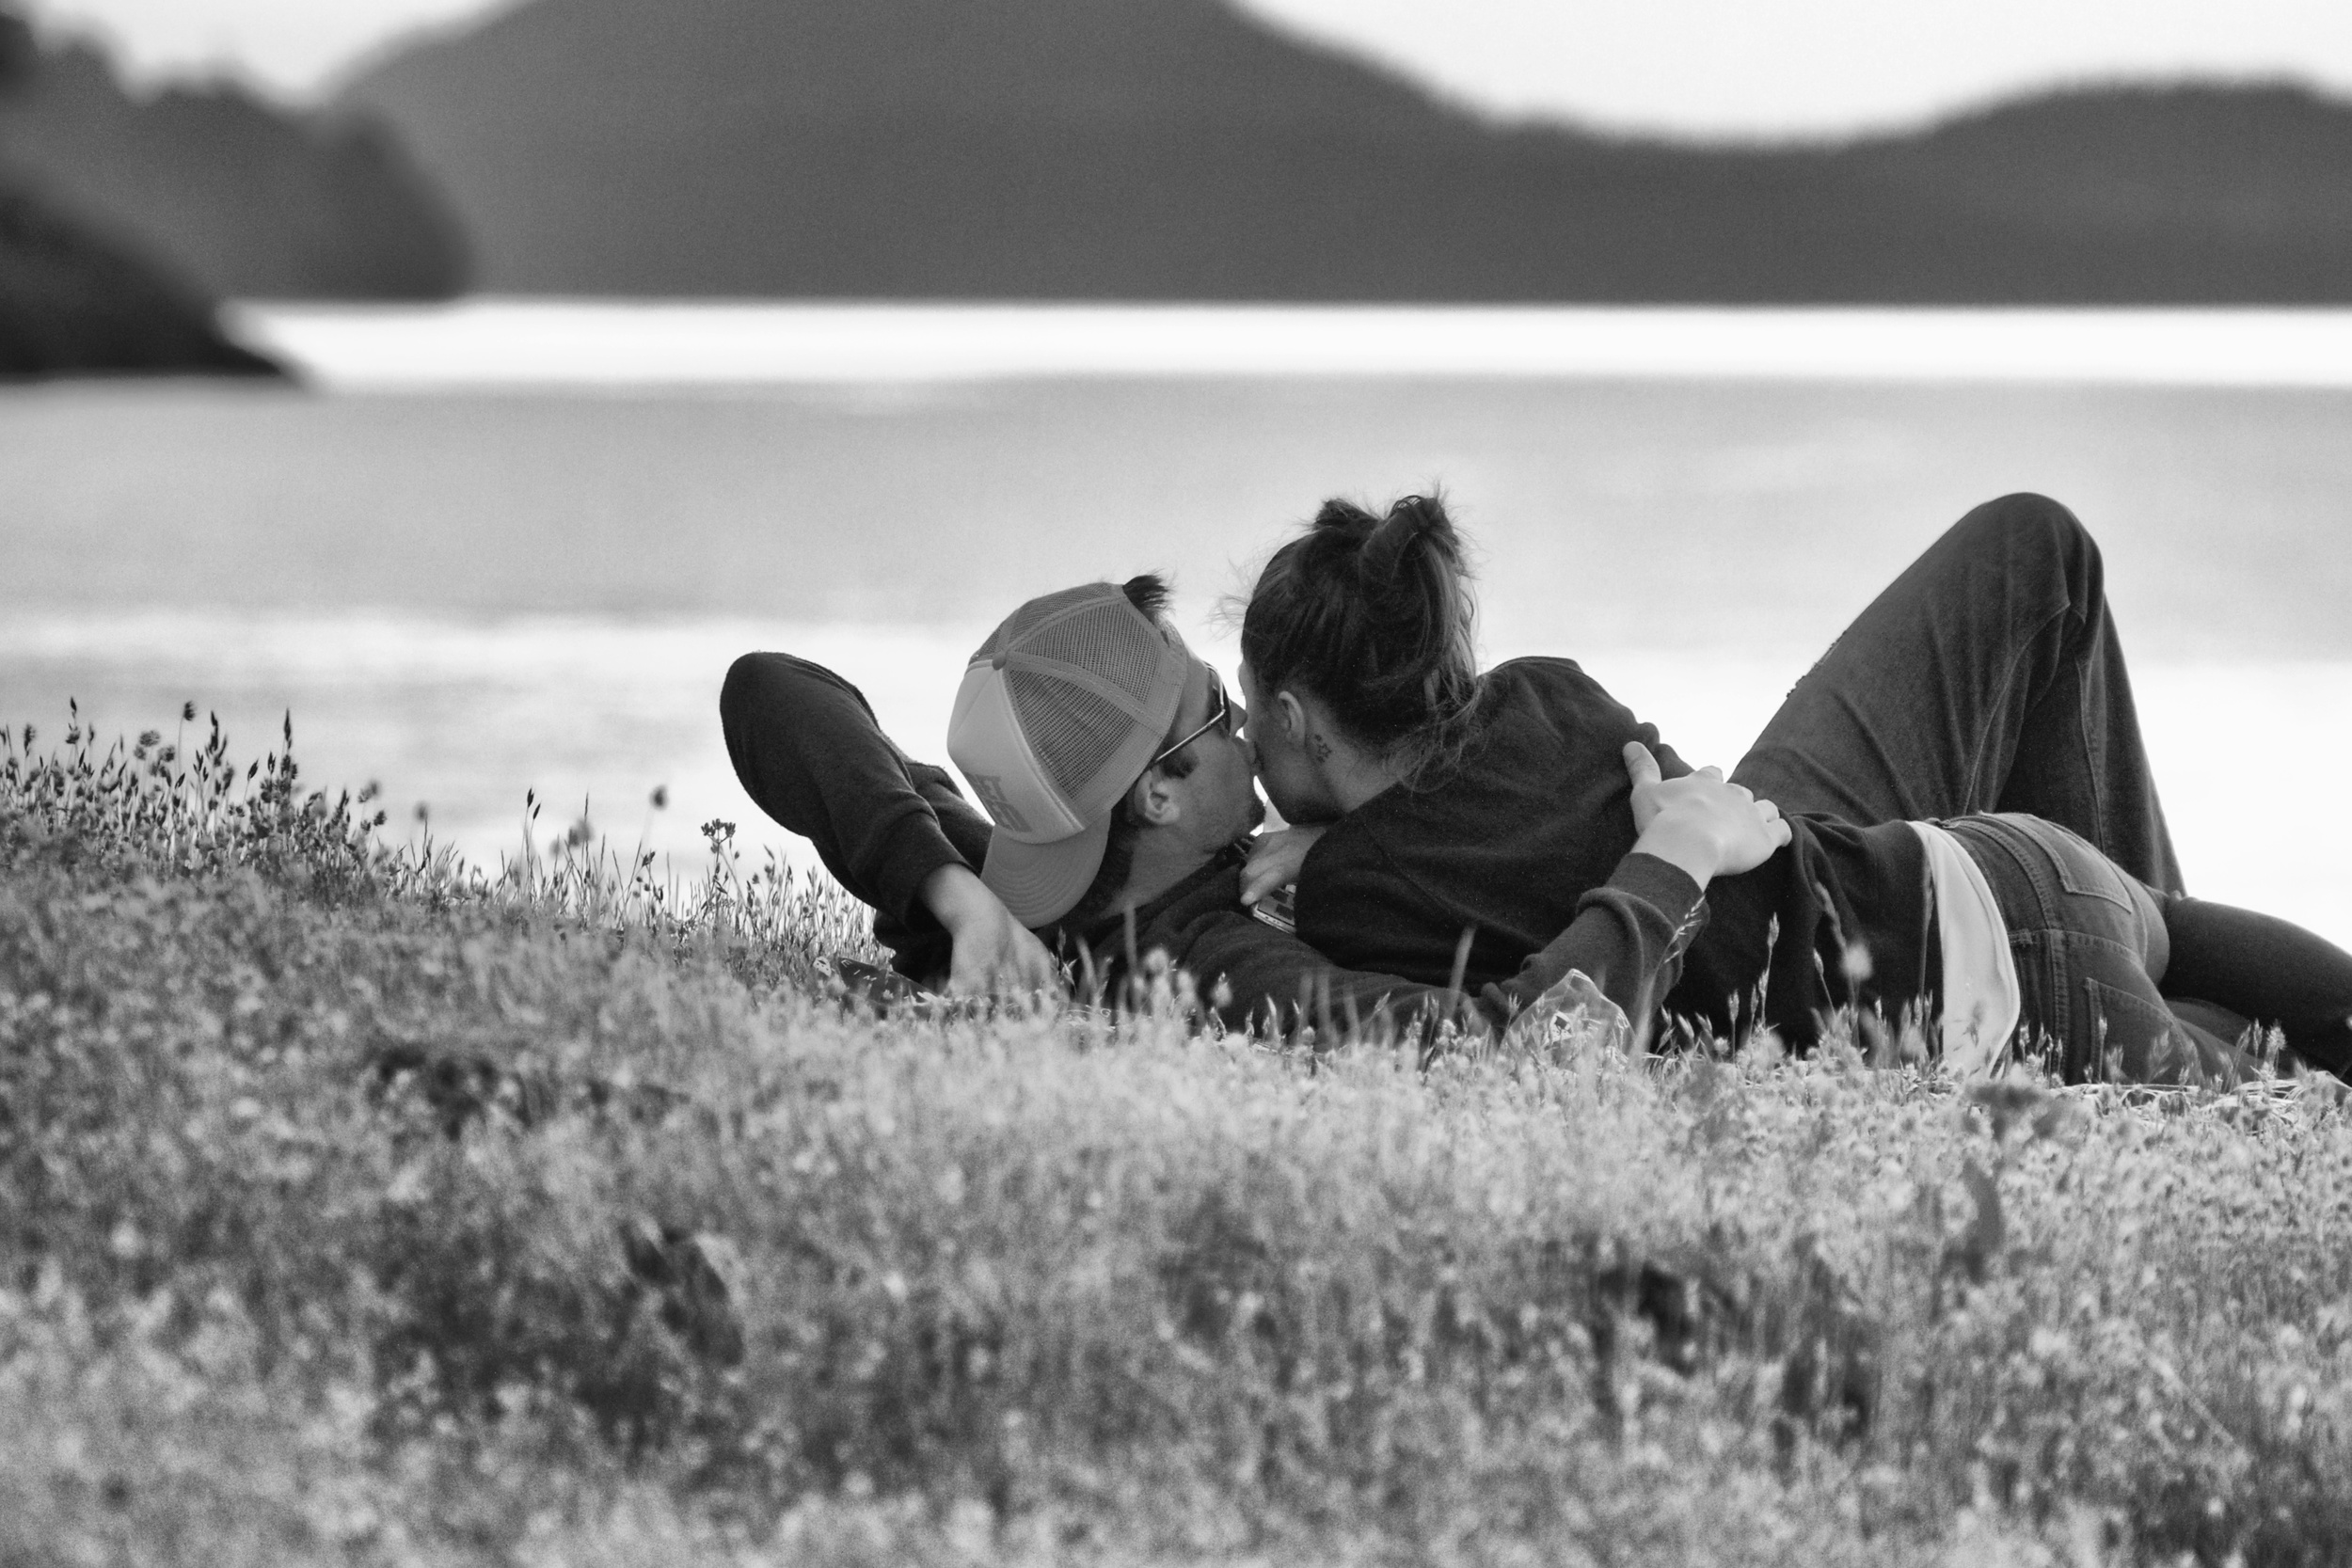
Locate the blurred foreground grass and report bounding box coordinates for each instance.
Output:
[6,713,2352,1566]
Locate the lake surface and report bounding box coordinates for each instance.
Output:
[7,304,2351,944]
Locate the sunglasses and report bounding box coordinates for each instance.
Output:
[1148,667,1238,771]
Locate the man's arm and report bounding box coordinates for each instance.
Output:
[1158,744,1781,1045]
[1158,850,1706,1042]
[721,651,986,926]
[721,654,1062,994]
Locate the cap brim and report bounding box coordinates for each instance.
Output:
[979,812,1114,927]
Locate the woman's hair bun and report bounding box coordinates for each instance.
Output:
[1360,494,1460,590]
[1243,491,1481,781]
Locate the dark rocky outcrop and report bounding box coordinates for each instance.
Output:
[0,8,468,301]
[338,0,2352,302]
[0,9,276,375]
[0,179,281,377]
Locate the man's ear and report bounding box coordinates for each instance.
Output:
[1128,767,1183,829]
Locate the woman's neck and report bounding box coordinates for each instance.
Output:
[1295,695,1406,815]
[1323,743,1401,814]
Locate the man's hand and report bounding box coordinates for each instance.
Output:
[1241,824,1328,906]
[1624,742,1791,885]
[921,863,1064,997]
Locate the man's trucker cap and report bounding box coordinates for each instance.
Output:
[946,582,1191,927]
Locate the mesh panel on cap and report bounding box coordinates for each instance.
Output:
[1005,667,1136,799]
[1023,604,1164,708]
[971,583,1113,666]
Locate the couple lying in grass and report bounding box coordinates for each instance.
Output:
[723,493,2352,1085]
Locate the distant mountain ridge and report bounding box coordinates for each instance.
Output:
[0,8,468,301]
[341,0,2352,302]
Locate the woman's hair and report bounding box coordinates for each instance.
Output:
[1240,493,1482,783]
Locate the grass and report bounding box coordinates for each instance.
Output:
[6,708,2352,1566]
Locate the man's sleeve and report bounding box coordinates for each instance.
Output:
[719,651,992,928]
[1166,851,1706,1043]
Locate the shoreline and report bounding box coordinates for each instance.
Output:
[228,300,2352,390]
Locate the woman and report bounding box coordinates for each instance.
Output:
[1236,491,2352,1085]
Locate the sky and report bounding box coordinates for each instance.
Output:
[19,0,2352,139]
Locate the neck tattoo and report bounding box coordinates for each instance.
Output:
[1310,734,1334,765]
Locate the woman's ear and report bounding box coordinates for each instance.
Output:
[1275,689,1309,745]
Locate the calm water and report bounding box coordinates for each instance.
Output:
[6,305,2351,942]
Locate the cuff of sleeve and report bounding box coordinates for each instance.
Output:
[1608,851,1706,928]
[1486,850,1706,1022]
[870,809,974,930]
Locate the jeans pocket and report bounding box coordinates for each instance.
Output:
[2042,823,2134,911]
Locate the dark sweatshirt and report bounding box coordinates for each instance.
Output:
[1294,658,1938,1049]
[720,651,1709,1037]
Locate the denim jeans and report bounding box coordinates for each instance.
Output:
[1942,813,2232,1085]
[1735,494,2352,1081]
[1733,493,2180,894]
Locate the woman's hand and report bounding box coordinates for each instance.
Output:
[921,863,1065,996]
[1623,742,1791,885]
[1242,824,1329,906]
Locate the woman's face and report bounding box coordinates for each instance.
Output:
[1238,659,1343,825]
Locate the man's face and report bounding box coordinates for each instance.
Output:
[1154,656,1264,849]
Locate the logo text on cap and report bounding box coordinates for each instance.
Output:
[965,773,1032,833]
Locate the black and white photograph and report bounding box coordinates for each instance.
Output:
[7,0,2352,1560]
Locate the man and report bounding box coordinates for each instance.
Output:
[720,574,1757,1035]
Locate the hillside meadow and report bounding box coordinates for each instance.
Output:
[6,711,2352,1566]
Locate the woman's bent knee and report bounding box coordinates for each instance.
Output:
[1954,492,2094,564]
